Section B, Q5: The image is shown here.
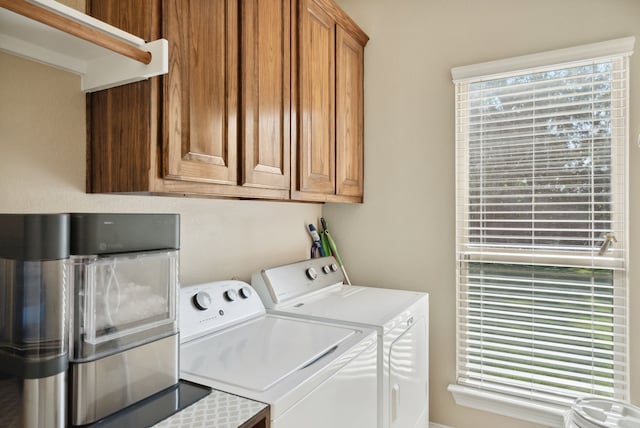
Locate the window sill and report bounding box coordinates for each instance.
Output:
[448,384,568,427]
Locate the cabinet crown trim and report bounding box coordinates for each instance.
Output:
[311,0,369,45]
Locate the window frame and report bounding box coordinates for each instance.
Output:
[449,37,634,425]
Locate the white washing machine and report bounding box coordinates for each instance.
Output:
[179,280,378,428]
[252,256,429,428]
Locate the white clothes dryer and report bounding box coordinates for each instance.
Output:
[179,280,378,428]
[252,256,429,428]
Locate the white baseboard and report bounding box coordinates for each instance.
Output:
[430,423,453,428]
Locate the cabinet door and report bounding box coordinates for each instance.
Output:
[241,0,291,189]
[163,0,238,184]
[336,27,364,198]
[298,0,335,194]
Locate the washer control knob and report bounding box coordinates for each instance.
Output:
[223,289,238,302]
[239,286,253,299]
[322,265,331,274]
[330,263,339,272]
[193,292,212,310]
[306,267,318,280]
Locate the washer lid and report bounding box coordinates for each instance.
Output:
[278,285,425,328]
[180,315,355,392]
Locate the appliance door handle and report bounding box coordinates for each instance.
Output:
[301,345,338,369]
[391,383,400,422]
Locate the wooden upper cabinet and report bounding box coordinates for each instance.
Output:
[292,0,368,203]
[87,0,291,199]
[336,26,364,197]
[241,0,291,189]
[163,0,238,185]
[298,0,335,194]
[87,0,366,202]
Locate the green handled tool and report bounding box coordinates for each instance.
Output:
[321,217,351,285]
[320,230,331,258]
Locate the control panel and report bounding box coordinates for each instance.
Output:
[180,280,266,343]
[251,256,345,307]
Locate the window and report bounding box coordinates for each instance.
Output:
[450,38,634,422]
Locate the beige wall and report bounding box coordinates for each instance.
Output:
[0,52,321,285]
[326,0,640,427]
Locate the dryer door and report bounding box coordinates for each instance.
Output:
[389,317,428,428]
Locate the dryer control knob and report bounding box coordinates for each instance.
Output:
[306,267,318,280]
[322,265,331,274]
[330,263,339,272]
[223,289,238,302]
[239,286,253,299]
[193,292,212,310]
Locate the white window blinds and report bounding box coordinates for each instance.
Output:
[453,39,632,407]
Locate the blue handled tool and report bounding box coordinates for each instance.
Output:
[307,224,325,258]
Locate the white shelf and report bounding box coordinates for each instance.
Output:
[0,0,168,92]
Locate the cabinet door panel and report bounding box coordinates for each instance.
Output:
[164,0,238,184]
[241,0,291,189]
[298,0,335,194]
[336,27,364,197]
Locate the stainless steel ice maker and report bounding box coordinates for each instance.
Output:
[67,213,180,426]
